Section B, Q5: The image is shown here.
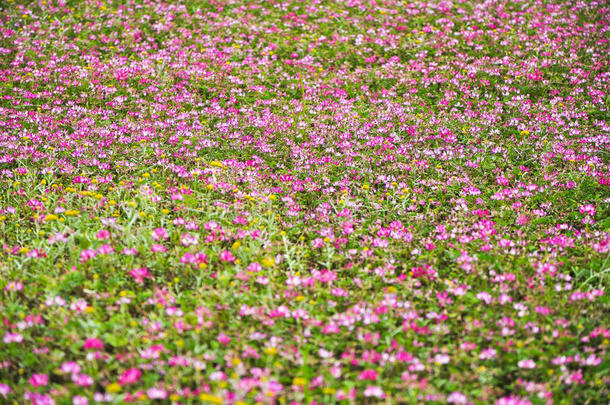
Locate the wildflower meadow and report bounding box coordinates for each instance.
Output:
[0,0,608,404]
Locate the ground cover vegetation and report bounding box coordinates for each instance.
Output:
[0,0,609,403]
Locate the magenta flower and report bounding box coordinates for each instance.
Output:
[220,250,236,262]
[129,267,152,284]
[72,373,94,387]
[358,369,378,381]
[96,229,111,240]
[28,373,49,388]
[217,333,231,346]
[151,227,168,241]
[79,248,97,262]
[83,338,104,350]
[119,368,142,385]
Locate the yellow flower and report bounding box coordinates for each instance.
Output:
[261,257,274,267]
[107,382,121,393]
[45,214,58,221]
[264,347,277,355]
[293,377,307,386]
[199,393,222,404]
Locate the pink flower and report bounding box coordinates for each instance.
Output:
[363,386,385,398]
[151,228,168,241]
[29,373,49,387]
[218,333,231,346]
[122,247,138,255]
[5,281,24,291]
[80,248,97,262]
[0,383,11,397]
[72,395,89,405]
[517,359,536,369]
[72,373,94,386]
[220,250,236,262]
[496,396,532,405]
[61,361,81,374]
[447,391,468,404]
[247,262,262,272]
[96,230,111,240]
[3,332,23,343]
[130,267,152,284]
[358,369,378,381]
[434,354,451,365]
[579,204,595,216]
[119,368,142,385]
[151,244,167,253]
[83,337,104,350]
[97,243,114,255]
[147,388,167,399]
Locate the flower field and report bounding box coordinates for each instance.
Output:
[0,0,609,403]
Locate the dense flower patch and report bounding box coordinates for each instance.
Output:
[0,0,609,404]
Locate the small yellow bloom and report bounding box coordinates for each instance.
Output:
[45,214,58,221]
[199,393,222,404]
[293,377,307,386]
[106,382,121,393]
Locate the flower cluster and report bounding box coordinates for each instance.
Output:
[0,0,608,404]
